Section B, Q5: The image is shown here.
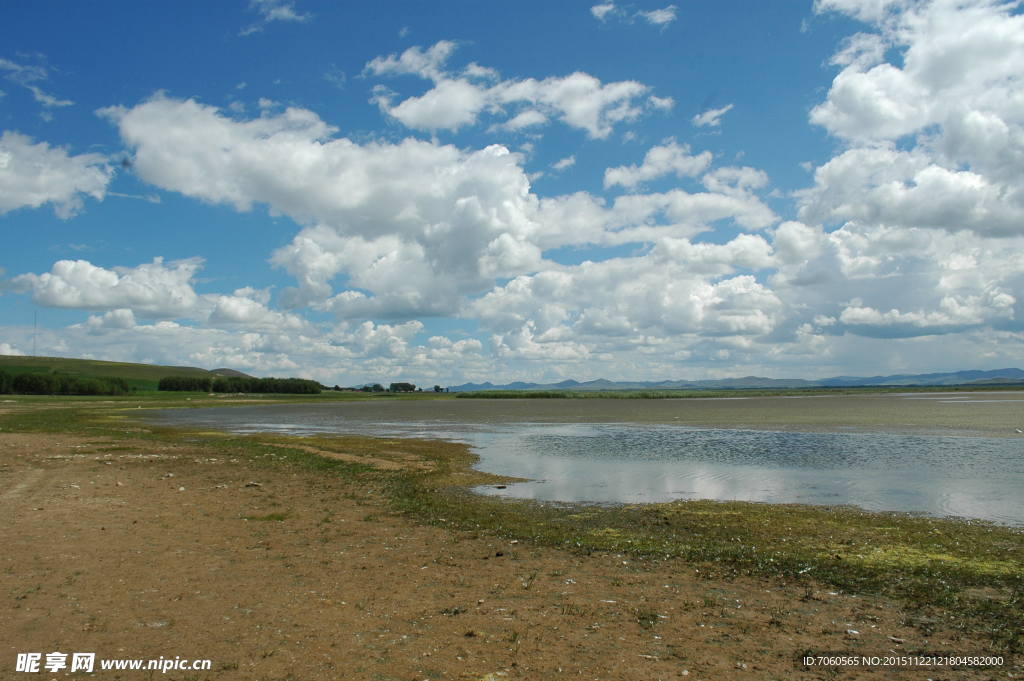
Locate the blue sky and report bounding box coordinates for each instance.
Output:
[1,0,1022,386]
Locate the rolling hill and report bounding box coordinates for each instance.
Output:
[0,355,253,391]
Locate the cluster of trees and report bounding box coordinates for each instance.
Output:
[356,382,418,392]
[158,375,322,394]
[0,370,131,396]
[156,376,214,391]
[354,383,446,393]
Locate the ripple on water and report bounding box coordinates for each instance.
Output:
[151,407,1024,525]
[468,425,1024,525]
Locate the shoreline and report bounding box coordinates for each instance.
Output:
[145,393,1024,527]
[1,398,1021,679]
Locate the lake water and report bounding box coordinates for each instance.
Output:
[151,394,1024,526]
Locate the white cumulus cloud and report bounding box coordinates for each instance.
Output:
[105,96,778,322]
[803,0,1024,238]
[0,131,112,218]
[364,40,458,81]
[104,96,546,316]
[604,140,712,189]
[11,258,202,317]
[472,232,783,363]
[366,41,666,139]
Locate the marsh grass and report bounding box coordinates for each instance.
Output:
[2,399,1021,653]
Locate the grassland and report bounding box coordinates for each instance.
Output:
[0,354,244,391]
[0,393,1020,657]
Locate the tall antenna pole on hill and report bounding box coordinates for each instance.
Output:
[33,309,37,356]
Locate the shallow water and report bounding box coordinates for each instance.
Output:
[151,394,1024,525]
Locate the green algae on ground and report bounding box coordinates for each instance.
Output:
[837,545,1020,578]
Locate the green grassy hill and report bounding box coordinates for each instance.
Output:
[0,355,252,391]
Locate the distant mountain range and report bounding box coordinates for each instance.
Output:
[448,368,1024,392]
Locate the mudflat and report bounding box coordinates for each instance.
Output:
[156,391,1024,438]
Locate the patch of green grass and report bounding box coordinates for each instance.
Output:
[839,545,1019,577]
[0,403,101,433]
[243,512,289,522]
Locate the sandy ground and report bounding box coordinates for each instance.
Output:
[1,431,1016,681]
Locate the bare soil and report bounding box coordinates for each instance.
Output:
[1,431,1015,680]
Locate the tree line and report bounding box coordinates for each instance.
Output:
[158,375,322,394]
[355,383,443,393]
[0,369,131,396]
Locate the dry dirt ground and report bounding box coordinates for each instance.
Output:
[0,431,1016,681]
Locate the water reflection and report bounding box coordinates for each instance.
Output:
[151,406,1024,526]
[467,424,1024,525]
